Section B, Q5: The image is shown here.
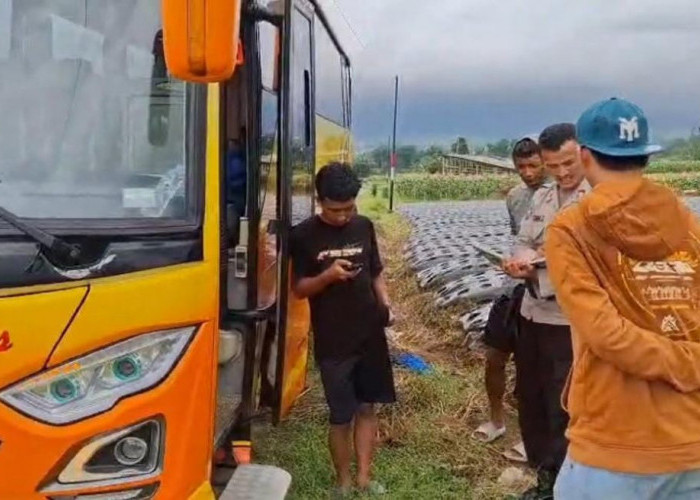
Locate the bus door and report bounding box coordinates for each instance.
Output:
[223,7,282,441]
[271,0,316,423]
[227,0,312,428]
[252,0,315,424]
[231,0,313,429]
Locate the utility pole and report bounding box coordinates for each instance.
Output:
[387,136,391,180]
[389,75,399,212]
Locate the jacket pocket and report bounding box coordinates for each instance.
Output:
[566,348,592,419]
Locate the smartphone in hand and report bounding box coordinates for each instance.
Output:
[530,257,546,269]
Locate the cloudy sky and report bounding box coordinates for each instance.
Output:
[318,0,700,149]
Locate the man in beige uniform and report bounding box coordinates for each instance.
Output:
[476,138,545,452]
[502,123,590,500]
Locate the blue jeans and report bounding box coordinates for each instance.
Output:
[554,455,700,500]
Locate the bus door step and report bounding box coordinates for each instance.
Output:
[219,464,292,499]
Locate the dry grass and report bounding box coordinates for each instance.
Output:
[373,208,530,499]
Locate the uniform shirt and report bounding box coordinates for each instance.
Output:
[501,182,542,293]
[506,183,539,236]
[290,215,385,361]
[516,180,591,325]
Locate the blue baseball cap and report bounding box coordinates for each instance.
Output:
[576,97,663,157]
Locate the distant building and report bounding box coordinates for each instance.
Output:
[440,153,515,175]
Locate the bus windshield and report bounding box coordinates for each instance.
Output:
[0,0,196,222]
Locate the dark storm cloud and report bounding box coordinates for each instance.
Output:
[319,0,700,146]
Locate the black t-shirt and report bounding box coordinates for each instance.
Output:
[290,215,385,360]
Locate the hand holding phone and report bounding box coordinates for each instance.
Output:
[530,257,546,269]
[325,259,357,282]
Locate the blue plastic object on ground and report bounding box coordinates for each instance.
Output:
[393,352,432,374]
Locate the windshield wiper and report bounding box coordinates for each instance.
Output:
[0,206,82,266]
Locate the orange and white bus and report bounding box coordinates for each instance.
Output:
[0,0,352,497]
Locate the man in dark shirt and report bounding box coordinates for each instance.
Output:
[290,162,396,497]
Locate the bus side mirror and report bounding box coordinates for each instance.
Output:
[162,0,242,82]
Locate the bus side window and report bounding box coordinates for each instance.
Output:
[259,21,279,93]
[289,9,313,225]
[314,21,350,164]
[314,22,344,127]
[256,21,281,310]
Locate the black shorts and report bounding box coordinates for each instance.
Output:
[317,333,396,425]
[483,284,526,354]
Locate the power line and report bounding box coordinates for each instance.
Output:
[329,0,365,49]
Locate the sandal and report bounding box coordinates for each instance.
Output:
[359,480,387,496]
[472,421,506,443]
[330,485,353,499]
[502,441,528,463]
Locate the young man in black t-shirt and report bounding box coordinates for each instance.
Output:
[290,163,396,497]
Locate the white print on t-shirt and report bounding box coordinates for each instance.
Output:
[317,243,363,261]
[632,260,695,278]
[661,314,680,333]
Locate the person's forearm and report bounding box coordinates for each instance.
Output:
[293,271,333,299]
[373,274,390,307]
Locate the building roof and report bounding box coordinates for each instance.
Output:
[441,153,515,172]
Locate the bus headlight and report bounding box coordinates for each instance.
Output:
[0,327,196,425]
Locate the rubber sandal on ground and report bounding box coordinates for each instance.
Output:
[330,485,353,499]
[471,421,506,443]
[502,441,528,463]
[359,480,387,496]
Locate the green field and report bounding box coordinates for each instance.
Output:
[364,161,700,202]
[646,159,700,174]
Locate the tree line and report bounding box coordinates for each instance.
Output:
[354,137,518,178]
[354,134,700,178]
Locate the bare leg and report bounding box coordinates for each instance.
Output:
[329,423,353,489]
[354,403,378,489]
[485,347,509,428]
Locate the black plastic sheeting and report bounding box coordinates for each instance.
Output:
[401,197,700,342]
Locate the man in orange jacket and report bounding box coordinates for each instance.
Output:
[503,124,591,499]
[546,97,700,499]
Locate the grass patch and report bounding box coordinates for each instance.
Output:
[253,370,479,499]
[648,172,700,193]
[647,159,700,174]
[253,192,528,499]
[358,177,406,230]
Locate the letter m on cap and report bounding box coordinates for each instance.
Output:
[619,116,640,142]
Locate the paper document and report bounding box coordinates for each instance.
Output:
[472,242,546,269]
